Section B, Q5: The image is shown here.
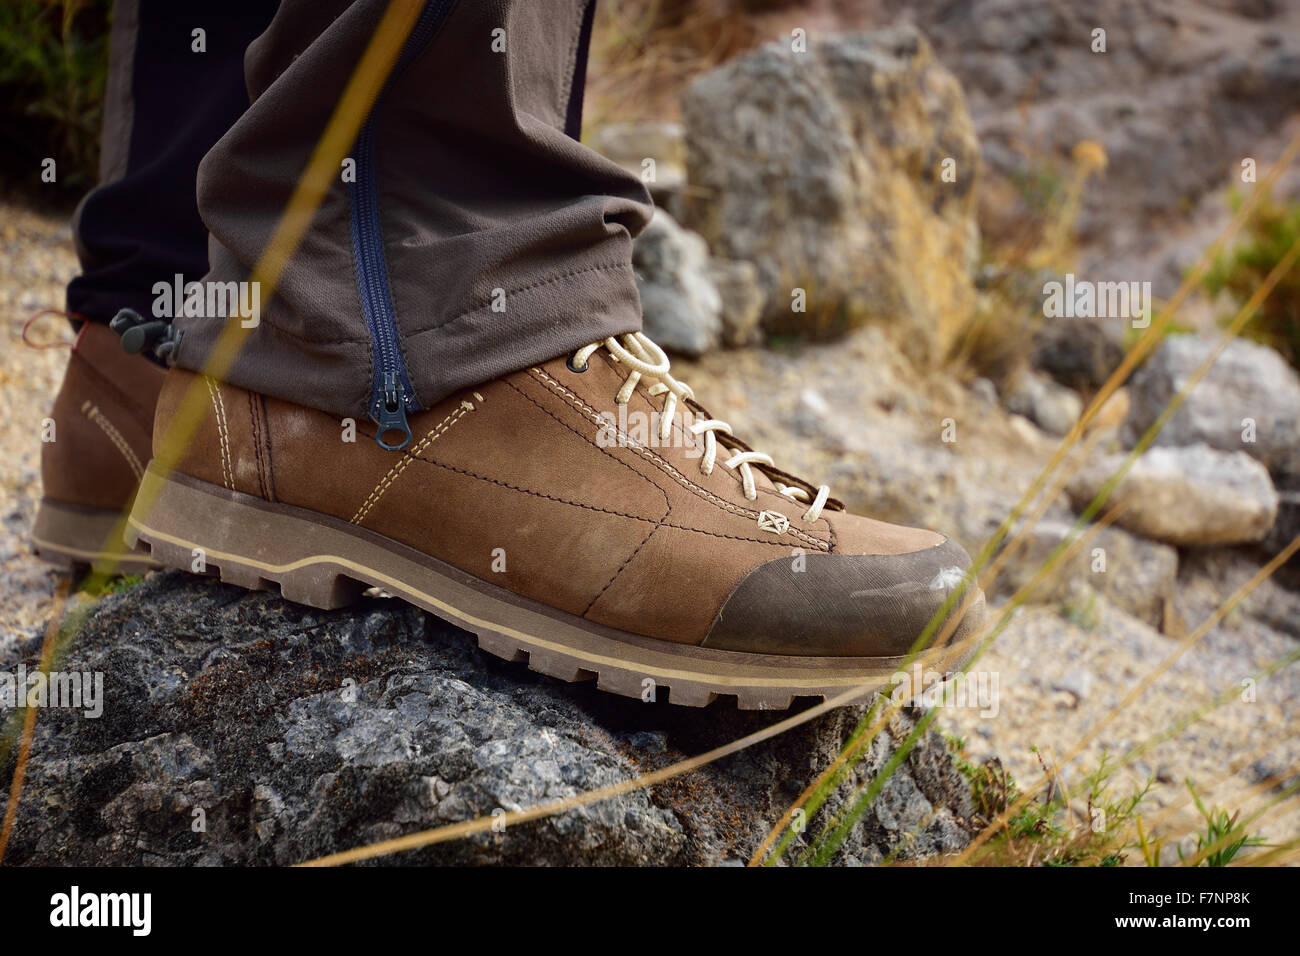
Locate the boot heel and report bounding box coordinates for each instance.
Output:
[33,498,159,575]
[126,463,365,610]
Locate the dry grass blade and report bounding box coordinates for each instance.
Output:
[1240,835,1300,867]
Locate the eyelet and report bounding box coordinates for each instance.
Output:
[566,356,589,373]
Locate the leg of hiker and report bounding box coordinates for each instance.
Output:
[34,0,276,572]
[133,0,982,707]
[69,0,277,327]
[171,0,653,440]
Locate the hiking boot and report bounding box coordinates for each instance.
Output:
[126,333,984,708]
[33,322,165,574]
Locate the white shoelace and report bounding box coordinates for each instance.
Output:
[570,332,832,523]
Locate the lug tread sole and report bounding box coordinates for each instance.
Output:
[32,498,160,576]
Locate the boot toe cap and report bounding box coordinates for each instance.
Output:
[701,536,981,658]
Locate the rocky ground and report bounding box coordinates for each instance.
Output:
[0,204,73,650]
[884,0,1300,292]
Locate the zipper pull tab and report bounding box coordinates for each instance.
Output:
[372,371,412,451]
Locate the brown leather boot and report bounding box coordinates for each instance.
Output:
[33,322,165,574]
[126,333,983,708]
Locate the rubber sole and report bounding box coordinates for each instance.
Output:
[32,497,159,576]
[125,464,984,710]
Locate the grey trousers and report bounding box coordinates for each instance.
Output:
[75,0,653,432]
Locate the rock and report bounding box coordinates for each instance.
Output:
[1201,0,1279,18]
[589,121,684,170]
[1004,369,1082,436]
[1257,465,1300,565]
[993,519,1177,629]
[589,121,686,215]
[1176,547,1300,641]
[1248,757,1299,791]
[1088,387,1131,436]
[631,209,722,356]
[970,377,998,406]
[793,386,833,438]
[798,388,831,415]
[1053,669,1093,704]
[1008,413,1045,446]
[1123,335,1300,478]
[885,0,1300,290]
[707,259,764,347]
[1262,486,1300,558]
[0,573,977,866]
[1067,444,1279,547]
[681,25,979,355]
[1032,318,1125,393]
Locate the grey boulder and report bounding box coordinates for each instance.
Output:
[1123,335,1300,478]
[0,572,977,866]
[681,25,979,355]
[1068,444,1279,547]
[632,209,722,356]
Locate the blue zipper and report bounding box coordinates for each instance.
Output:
[349,0,456,450]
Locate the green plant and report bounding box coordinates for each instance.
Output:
[0,0,111,198]
[936,748,1152,866]
[1175,781,1266,867]
[948,741,1018,828]
[84,572,143,596]
[1203,189,1300,371]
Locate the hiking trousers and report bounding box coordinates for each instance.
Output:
[68,0,653,439]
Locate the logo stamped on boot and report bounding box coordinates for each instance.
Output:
[757,510,790,535]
